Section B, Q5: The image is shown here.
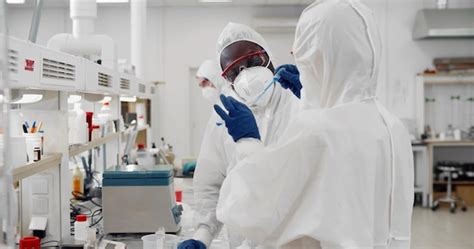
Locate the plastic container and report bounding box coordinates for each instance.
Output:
[136,102,146,127]
[97,102,115,134]
[68,103,88,144]
[72,165,84,197]
[175,190,182,203]
[83,228,97,249]
[142,234,164,249]
[74,215,88,241]
[98,102,113,121]
[136,144,154,165]
[19,236,40,249]
[164,234,178,249]
[24,133,42,163]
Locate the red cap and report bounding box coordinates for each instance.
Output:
[104,102,110,106]
[19,236,40,249]
[175,190,182,202]
[76,214,87,222]
[138,144,145,150]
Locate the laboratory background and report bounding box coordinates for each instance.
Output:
[0,0,473,248]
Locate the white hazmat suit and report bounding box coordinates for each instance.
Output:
[196,59,228,103]
[192,23,300,248]
[216,1,414,248]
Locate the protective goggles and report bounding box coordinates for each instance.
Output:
[221,50,270,83]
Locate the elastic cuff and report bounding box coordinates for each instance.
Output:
[192,227,214,247]
[235,138,263,160]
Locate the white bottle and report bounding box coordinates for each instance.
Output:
[97,102,113,121]
[97,102,114,134]
[74,215,88,241]
[136,102,146,127]
[69,103,88,144]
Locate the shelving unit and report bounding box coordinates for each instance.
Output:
[69,132,121,157]
[4,35,159,242]
[414,74,474,207]
[12,153,62,183]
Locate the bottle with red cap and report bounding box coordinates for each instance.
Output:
[74,214,88,241]
[19,236,40,249]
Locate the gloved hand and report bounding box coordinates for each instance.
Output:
[275,64,302,99]
[178,239,206,249]
[214,95,260,142]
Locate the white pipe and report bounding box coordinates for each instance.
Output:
[131,0,147,78]
[47,34,116,70]
[47,0,116,70]
[70,0,96,38]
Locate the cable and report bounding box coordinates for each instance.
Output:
[89,216,103,228]
[40,240,60,245]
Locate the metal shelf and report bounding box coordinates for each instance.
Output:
[421,73,474,85]
[434,181,474,185]
[12,153,63,182]
[424,140,474,146]
[69,132,121,157]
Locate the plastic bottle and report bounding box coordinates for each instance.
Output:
[98,102,113,121]
[136,144,154,165]
[97,102,114,134]
[83,228,97,249]
[69,103,88,144]
[74,215,88,241]
[72,165,84,197]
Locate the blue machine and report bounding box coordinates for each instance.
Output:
[102,164,182,233]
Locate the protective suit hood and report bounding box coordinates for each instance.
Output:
[216,22,273,70]
[196,59,227,92]
[293,0,381,109]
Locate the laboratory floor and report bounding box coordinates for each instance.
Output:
[411,206,474,249]
[177,179,474,249]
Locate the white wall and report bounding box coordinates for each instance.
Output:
[6,0,474,159]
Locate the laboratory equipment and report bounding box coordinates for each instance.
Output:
[424,97,436,138]
[142,234,162,249]
[83,228,97,249]
[68,102,88,144]
[74,215,88,241]
[102,164,182,233]
[24,133,42,163]
[431,164,468,213]
[72,164,84,197]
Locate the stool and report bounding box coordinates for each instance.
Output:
[431,165,467,213]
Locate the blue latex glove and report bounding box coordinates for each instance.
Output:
[275,64,302,99]
[182,161,197,176]
[214,95,260,142]
[178,239,206,249]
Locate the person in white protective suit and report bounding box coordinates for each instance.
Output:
[178,23,300,249]
[214,1,414,248]
[196,59,228,103]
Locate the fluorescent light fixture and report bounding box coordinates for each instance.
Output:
[68,94,82,104]
[96,0,129,3]
[11,94,43,104]
[120,96,137,103]
[6,0,25,4]
[199,0,232,2]
[0,94,4,104]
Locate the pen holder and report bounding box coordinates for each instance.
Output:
[24,133,43,162]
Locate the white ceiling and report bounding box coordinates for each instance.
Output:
[7,0,313,8]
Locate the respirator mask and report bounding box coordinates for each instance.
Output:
[233,66,276,108]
